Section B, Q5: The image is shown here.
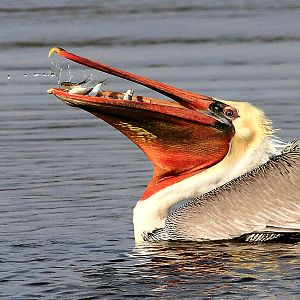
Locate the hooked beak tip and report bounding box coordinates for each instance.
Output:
[47,88,54,94]
[48,47,65,57]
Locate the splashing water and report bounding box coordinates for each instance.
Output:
[50,55,93,87]
[49,54,112,91]
[6,72,56,80]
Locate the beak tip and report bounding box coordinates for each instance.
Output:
[48,47,65,57]
[47,88,54,94]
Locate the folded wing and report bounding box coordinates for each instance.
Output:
[165,140,300,242]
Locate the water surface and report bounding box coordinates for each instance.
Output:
[1,1,299,299]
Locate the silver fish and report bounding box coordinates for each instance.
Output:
[123,89,134,100]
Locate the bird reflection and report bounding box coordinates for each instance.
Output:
[80,242,299,297]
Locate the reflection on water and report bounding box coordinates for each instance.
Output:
[81,242,300,298]
[1,0,300,299]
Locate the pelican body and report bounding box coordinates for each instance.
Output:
[48,48,300,243]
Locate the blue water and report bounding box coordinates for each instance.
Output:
[1,1,299,299]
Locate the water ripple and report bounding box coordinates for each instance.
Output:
[1,1,299,299]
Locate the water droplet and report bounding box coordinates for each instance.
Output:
[7,74,10,79]
[24,73,28,77]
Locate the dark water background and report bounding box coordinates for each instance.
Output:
[1,1,299,299]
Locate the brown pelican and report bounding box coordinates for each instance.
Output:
[48,47,300,243]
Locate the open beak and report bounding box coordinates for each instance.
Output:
[48,47,236,199]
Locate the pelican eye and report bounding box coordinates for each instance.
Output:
[223,106,239,120]
[209,101,239,121]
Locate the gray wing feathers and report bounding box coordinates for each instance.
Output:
[165,140,300,241]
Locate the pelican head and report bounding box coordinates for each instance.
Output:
[47,48,282,242]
